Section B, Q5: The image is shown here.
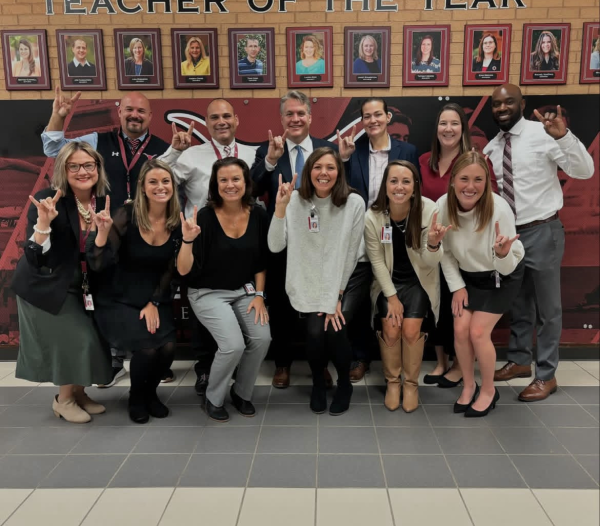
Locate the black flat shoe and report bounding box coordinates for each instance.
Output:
[230,386,255,417]
[437,374,463,389]
[465,388,500,418]
[203,398,230,422]
[423,368,450,385]
[453,384,480,413]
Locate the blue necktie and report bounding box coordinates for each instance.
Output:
[294,145,305,188]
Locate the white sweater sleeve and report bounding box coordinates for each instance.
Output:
[267,215,287,253]
[340,199,365,290]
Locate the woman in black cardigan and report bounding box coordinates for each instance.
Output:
[12,142,113,424]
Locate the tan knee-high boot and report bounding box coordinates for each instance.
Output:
[377,331,402,411]
[402,333,426,413]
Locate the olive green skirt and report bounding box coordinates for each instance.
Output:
[16,294,113,386]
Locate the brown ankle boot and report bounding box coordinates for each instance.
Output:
[52,395,92,423]
[74,391,106,415]
[377,331,402,411]
[401,333,426,413]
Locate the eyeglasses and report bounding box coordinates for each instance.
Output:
[66,162,97,173]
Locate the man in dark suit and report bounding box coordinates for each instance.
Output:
[251,90,338,388]
[67,38,97,77]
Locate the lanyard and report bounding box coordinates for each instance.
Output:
[117,133,152,203]
[211,141,238,160]
[78,195,96,291]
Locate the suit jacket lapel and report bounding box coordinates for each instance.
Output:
[64,195,81,245]
[358,141,370,192]
[388,139,402,162]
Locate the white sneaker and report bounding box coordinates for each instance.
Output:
[95,367,127,388]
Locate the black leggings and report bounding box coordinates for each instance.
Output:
[304,313,352,386]
[130,342,176,393]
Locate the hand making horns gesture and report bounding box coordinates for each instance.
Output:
[336,125,356,159]
[90,196,113,234]
[275,173,298,207]
[427,211,452,248]
[171,121,195,152]
[29,189,62,225]
[533,104,567,140]
[180,206,201,242]
[266,129,289,165]
[52,87,81,119]
[493,221,519,259]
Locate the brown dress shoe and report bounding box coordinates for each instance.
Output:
[494,362,532,382]
[324,368,333,389]
[272,367,290,389]
[349,361,370,383]
[518,378,558,402]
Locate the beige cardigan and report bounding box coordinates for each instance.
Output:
[364,197,442,325]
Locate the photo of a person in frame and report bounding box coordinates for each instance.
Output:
[67,37,97,77]
[238,36,264,75]
[352,34,381,74]
[412,33,441,73]
[590,37,600,70]
[296,35,325,75]
[124,36,154,76]
[530,30,560,71]
[472,33,502,73]
[181,36,210,76]
[11,37,41,77]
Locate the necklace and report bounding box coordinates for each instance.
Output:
[75,195,96,225]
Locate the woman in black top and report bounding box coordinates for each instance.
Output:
[178,157,271,423]
[87,159,182,424]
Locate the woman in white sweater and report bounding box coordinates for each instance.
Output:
[437,151,524,417]
[268,147,365,416]
[365,160,450,412]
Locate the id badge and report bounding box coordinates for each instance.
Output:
[83,294,95,311]
[494,271,501,289]
[381,226,393,244]
[308,216,320,232]
[243,282,256,295]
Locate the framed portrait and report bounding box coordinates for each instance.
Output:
[403,25,450,87]
[344,26,391,88]
[286,27,333,88]
[56,30,106,91]
[580,22,600,84]
[171,29,219,89]
[1,29,51,91]
[114,29,163,90]
[228,28,275,89]
[520,23,570,85]
[463,25,511,86]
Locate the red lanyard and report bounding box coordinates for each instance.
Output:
[117,133,152,203]
[211,141,238,160]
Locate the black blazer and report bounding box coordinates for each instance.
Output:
[250,136,337,217]
[11,188,106,315]
[472,58,502,73]
[345,135,419,206]
[124,58,153,76]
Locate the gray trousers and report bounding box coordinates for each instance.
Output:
[508,219,565,380]
[188,288,271,407]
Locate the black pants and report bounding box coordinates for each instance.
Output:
[427,270,455,358]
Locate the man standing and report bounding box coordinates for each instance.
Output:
[485,84,594,401]
[238,38,264,75]
[160,98,257,396]
[251,90,337,388]
[41,86,171,386]
[67,38,97,77]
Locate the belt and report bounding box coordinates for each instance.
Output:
[516,212,559,231]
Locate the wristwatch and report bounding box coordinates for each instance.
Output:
[151,300,160,307]
[255,291,266,300]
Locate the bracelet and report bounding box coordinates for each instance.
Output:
[182,238,194,244]
[427,242,441,250]
[338,293,344,302]
[33,225,52,235]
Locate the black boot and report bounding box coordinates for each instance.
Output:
[310,372,327,414]
[203,397,229,423]
[329,381,353,416]
[128,389,149,424]
[147,388,169,418]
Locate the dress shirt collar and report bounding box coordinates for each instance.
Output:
[286,135,312,153]
[503,117,526,138]
[121,130,148,142]
[211,138,236,152]
[72,58,91,68]
[369,134,391,153]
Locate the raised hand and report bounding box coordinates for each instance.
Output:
[533,104,567,140]
[337,125,356,160]
[171,121,195,151]
[493,221,519,259]
[29,189,61,227]
[180,205,201,242]
[266,129,288,165]
[52,86,81,119]
[275,173,297,207]
[90,195,113,234]
[427,211,452,248]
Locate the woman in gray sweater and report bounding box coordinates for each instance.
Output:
[268,147,365,416]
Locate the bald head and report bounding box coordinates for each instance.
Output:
[491,83,525,132]
[206,98,239,145]
[118,92,152,138]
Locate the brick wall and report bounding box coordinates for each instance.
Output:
[0,0,598,100]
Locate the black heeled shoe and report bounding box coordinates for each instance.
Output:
[465,388,500,418]
[453,384,480,413]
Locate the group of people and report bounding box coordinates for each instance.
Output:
[13,85,594,426]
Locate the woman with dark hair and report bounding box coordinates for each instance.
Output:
[419,103,498,388]
[591,37,600,70]
[296,35,325,75]
[412,34,440,73]
[268,147,364,416]
[437,152,524,417]
[12,142,112,423]
[353,35,381,74]
[364,160,449,412]
[124,37,154,76]
[472,33,502,72]
[530,31,560,71]
[178,157,271,423]
[181,36,209,76]
[12,38,41,77]
[87,159,182,424]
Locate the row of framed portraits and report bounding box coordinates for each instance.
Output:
[2,23,599,91]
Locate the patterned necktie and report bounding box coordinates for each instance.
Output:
[223,145,232,157]
[128,138,141,154]
[502,132,516,217]
[294,145,305,189]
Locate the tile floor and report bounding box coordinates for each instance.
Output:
[0,359,598,526]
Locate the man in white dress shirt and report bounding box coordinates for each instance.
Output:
[484,84,594,401]
[161,98,257,395]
